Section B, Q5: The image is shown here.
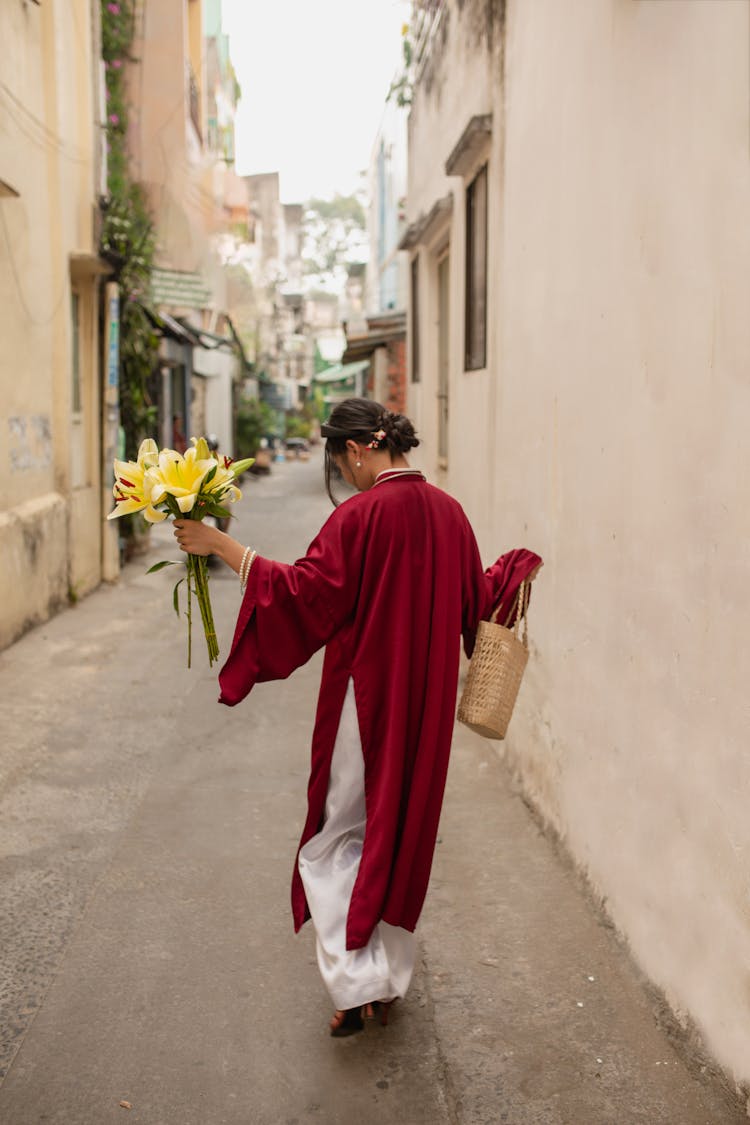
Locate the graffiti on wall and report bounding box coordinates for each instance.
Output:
[8,415,53,472]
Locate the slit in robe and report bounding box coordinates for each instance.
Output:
[298,679,416,1010]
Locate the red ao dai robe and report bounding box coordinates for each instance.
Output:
[218,471,542,951]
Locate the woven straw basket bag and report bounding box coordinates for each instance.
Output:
[457,581,530,740]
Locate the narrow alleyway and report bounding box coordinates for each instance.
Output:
[0,452,743,1125]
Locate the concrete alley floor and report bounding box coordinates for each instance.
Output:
[0,450,744,1125]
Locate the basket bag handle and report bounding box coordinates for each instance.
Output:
[490,580,530,645]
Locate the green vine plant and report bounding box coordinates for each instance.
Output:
[387,25,414,107]
[100,0,161,543]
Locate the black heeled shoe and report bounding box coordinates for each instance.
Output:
[364,999,396,1026]
[330,1007,365,1037]
[375,999,395,1026]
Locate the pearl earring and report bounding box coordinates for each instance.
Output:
[356,460,362,468]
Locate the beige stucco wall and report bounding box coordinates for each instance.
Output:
[0,0,104,650]
[406,0,750,1087]
[405,3,501,551]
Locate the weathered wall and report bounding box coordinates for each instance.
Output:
[406,0,502,551]
[0,0,103,649]
[499,0,750,1082]
[406,0,750,1087]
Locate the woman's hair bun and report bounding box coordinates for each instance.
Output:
[378,410,420,453]
[322,398,421,504]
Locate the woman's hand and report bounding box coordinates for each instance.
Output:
[173,519,221,557]
[173,520,251,576]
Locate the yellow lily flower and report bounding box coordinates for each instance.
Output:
[201,453,254,505]
[229,456,254,477]
[150,446,216,514]
[191,436,211,461]
[107,457,167,522]
[137,438,159,469]
[203,461,242,503]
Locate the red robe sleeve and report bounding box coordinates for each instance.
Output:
[218,505,363,706]
[463,547,543,658]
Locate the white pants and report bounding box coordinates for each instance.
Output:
[298,680,416,1010]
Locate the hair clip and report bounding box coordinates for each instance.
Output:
[366,428,387,450]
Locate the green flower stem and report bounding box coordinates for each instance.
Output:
[186,554,193,669]
[195,558,213,659]
[187,553,219,666]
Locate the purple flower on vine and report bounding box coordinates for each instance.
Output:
[107,3,121,14]
[109,113,120,125]
[112,58,123,70]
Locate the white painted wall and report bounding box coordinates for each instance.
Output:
[194,347,238,456]
[406,0,750,1086]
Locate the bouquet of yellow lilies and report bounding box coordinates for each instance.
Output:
[108,437,253,667]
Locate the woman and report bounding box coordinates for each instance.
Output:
[173,398,542,1037]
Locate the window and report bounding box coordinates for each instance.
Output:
[410,255,420,383]
[464,163,488,371]
[71,292,82,413]
[437,251,450,463]
[70,289,87,488]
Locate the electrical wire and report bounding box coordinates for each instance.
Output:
[0,84,90,166]
[0,206,68,327]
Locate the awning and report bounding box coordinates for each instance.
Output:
[177,319,236,352]
[312,359,370,385]
[342,311,406,364]
[161,313,201,344]
[398,193,453,251]
[139,304,201,346]
[225,315,254,375]
[69,252,113,281]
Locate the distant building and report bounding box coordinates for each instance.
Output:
[306,292,346,366]
[342,99,409,414]
[204,0,240,165]
[343,311,407,417]
[367,101,408,316]
[130,0,245,456]
[244,174,316,423]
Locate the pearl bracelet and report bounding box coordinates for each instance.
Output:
[238,546,251,589]
[239,547,258,593]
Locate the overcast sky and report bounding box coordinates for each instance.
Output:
[222,0,409,204]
